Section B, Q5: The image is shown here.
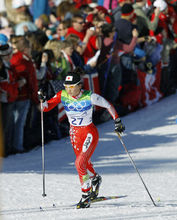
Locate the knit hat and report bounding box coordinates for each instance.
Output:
[121,3,134,16]
[153,0,167,11]
[64,72,81,85]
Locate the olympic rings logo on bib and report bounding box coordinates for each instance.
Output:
[64,100,90,112]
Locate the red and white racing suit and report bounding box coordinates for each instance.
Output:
[43,89,118,192]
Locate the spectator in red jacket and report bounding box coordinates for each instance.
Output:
[82,16,104,63]
[0,34,27,156]
[66,13,96,63]
[10,37,39,153]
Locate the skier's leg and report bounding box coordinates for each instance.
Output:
[75,125,99,190]
[87,160,96,176]
[72,124,99,208]
[86,160,102,198]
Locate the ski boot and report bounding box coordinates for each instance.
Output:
[91,174,102,200]
[76,189,92,209]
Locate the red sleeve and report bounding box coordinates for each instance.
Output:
[83,35,98,63]
[0,69,19,102]
[89,35,98,50]
[66,27,85,41]
[11,53,39,104]
[43,90,62,112]
[8,71,19,102]
[107,103,119,120]
[105,16,112,24]
[10,52,26,72]
[118,37,137,53]
[0,81,19,102]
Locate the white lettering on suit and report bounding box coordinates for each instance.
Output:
[83,133,93,152]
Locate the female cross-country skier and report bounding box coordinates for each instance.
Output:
[38,68,125,209]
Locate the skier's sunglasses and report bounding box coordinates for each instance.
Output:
[64,85,76,89]
[64,81,81,89]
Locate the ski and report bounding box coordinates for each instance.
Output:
[91,195,127,203]
[0,195,127,215]
[76,195,127,209]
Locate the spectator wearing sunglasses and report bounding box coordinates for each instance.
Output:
[56,20,70,41]
[66,14,96,62]
[66,14,86,41]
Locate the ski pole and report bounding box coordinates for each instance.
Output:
[116,132,156,206]
[40,100,47,197]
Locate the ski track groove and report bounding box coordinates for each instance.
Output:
[1,201,177,219]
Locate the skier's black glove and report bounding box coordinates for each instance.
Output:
[38,89,46,102]
[115,118,125,133]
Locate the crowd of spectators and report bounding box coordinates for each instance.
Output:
[0,0,177,157]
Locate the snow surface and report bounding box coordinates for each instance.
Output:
[1,93,177,220]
